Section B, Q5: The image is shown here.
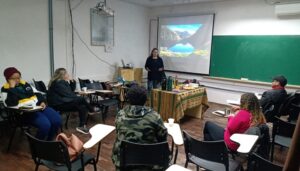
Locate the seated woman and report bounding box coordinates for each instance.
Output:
[203,93,266,151]
[1,67,61,140]
[47,68,95,134]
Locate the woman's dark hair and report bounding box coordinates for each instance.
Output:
[150,48,160,58]
[126,85,147,106]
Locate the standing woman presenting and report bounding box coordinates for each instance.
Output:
[145,48,164,92]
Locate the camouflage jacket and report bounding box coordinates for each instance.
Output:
[111,105,167,169]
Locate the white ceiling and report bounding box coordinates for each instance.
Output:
[119,0,232,7]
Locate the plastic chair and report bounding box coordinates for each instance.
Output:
[119,140,171,171]
[263,104,275,122]
[60,110,76,130]
[277,92,296,117]
[262,92,294,122]
[244,124,270,159]
[25,132,97,171]
[32,79,47,94]
[0,101,8,137]
[183,131,242,171]
[247,153,282,171]
[288,91,300,121]
[85,81,119,123]
[270,116,296,161]
[4,107,31,152]
[78,78,91,89]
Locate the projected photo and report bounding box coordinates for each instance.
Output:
[160,24,209,58]
[157,14,214,75]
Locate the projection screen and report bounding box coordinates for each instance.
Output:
[158,14,214,75]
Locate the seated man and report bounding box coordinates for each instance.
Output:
[260,75,287,121]
[112,85,167,171]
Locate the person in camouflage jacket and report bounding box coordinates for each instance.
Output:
[112,85,167,170]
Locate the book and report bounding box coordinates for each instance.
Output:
[19,106,34,109]
[19,106,43,112]
[212,110,226,116]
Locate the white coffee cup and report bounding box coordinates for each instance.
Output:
[82,87,87,92]
[168,118,174,126]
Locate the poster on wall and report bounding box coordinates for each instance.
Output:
[90,8,114,47]
[158,14,214,75]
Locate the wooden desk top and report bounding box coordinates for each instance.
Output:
[230,133,259,153]
[83,124,115,149]
[164,123,183,146]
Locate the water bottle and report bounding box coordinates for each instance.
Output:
[167,76,173,91]
[161,78,167,90]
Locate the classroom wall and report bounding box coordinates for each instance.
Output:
[0,0,149,87]
[149,0,300,104]
[0,0,50,85]
[53,0,150,83]
[150,0,300,35]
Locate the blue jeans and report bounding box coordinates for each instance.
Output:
[203,121,224,141]
[147,80,161,92]
[24,107,62,140]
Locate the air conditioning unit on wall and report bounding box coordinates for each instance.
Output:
[267,0,300,4]
[275,3,300,16]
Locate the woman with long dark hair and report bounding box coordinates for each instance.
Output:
[145,48,164,92]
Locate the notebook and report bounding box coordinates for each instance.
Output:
[212,110,226,116]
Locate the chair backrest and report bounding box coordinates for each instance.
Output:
[25,132,72,169]
[86,81,103,90]
[277,92,296,116]
[272,116,296,139]
[78,78,91,89]
[69,80,77,92]
[120,140,171,170]
[0,102,8,120]
[183,131,229,171]
[101,81,113,90]
[263,104,275,122]
[32,79,47,93]
[294,91,300,104]
[247,153,283,171]
[245,124,270,159]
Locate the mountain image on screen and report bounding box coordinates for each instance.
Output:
[160,24,208,58]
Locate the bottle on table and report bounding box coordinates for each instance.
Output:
[161,78,167,90]
[167,76,173,91]
[174,75,178,87]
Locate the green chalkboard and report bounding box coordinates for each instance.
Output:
[210,35,300,86]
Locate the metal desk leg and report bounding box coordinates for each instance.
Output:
[174,146,179,164]
[96,142,101,163]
